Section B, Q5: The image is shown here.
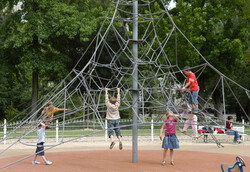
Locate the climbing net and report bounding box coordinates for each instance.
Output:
[0,0,249,169]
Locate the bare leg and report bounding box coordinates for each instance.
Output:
[44,118,52,129]
[191,104,195,109]
[32,154,40,164]
[109,135,115,149]
[110,135,114,143]
[117,136,122,143]
[163,148,168,162]
[170,149,174,165]
[194,104,198,110]
[41,156,48,162]
[118,136,123,150]
[42,155,52,165]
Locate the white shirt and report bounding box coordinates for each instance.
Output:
[37,127,46,143]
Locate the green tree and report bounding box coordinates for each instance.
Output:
[168,0,250,119]
[0,0,107,119]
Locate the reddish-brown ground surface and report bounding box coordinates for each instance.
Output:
[1,138,250,172]
[0,149,249,172]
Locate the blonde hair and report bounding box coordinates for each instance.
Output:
[109,97,117,104]
[166,111,172,118]
[166,111,171,115]
[47,101,53,106]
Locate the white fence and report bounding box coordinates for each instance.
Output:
[1,119,162,144]
[1,118,247,144]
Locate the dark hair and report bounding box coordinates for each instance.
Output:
[183,66,191,71]
[227,116,233,120]
[38,121,45,128]
[178,104,188,113]
[181,103,188,109]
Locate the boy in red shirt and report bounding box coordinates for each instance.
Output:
[181,66,199,113]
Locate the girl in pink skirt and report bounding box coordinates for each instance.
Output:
[160,111,179,166]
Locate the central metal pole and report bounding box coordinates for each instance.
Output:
[132,0,138,163]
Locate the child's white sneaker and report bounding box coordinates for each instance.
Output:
[45,160,53,165]
[32,160,40,164]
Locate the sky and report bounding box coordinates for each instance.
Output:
[168,0,176,10]
[13,1,176,11]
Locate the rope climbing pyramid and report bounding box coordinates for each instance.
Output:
[0,0,249,169]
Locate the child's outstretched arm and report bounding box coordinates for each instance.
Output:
[58,108,69,111]
[105,88,110,106]
[181,82,191,92]
[169,113,180,121]
[160,123,165,141]
[175,114,180,121]
[117,88,121,105]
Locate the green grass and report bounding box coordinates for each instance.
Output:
[0,128,163,139]
[1,125,249,140]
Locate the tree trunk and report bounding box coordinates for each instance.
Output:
[213,88,224,121]
[31,68,39,120]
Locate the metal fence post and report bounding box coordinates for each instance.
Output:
[151,119,154,141]
[56,119,59,143]
[105,119,108,142]
[3,119,7,144]
[242,119,245,141]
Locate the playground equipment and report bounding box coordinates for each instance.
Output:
[0,0,249,170]
[221,156,246,172]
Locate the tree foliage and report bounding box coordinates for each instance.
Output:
[0,0,108,120]
[0,0,249,121]
[167,0,250,118]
